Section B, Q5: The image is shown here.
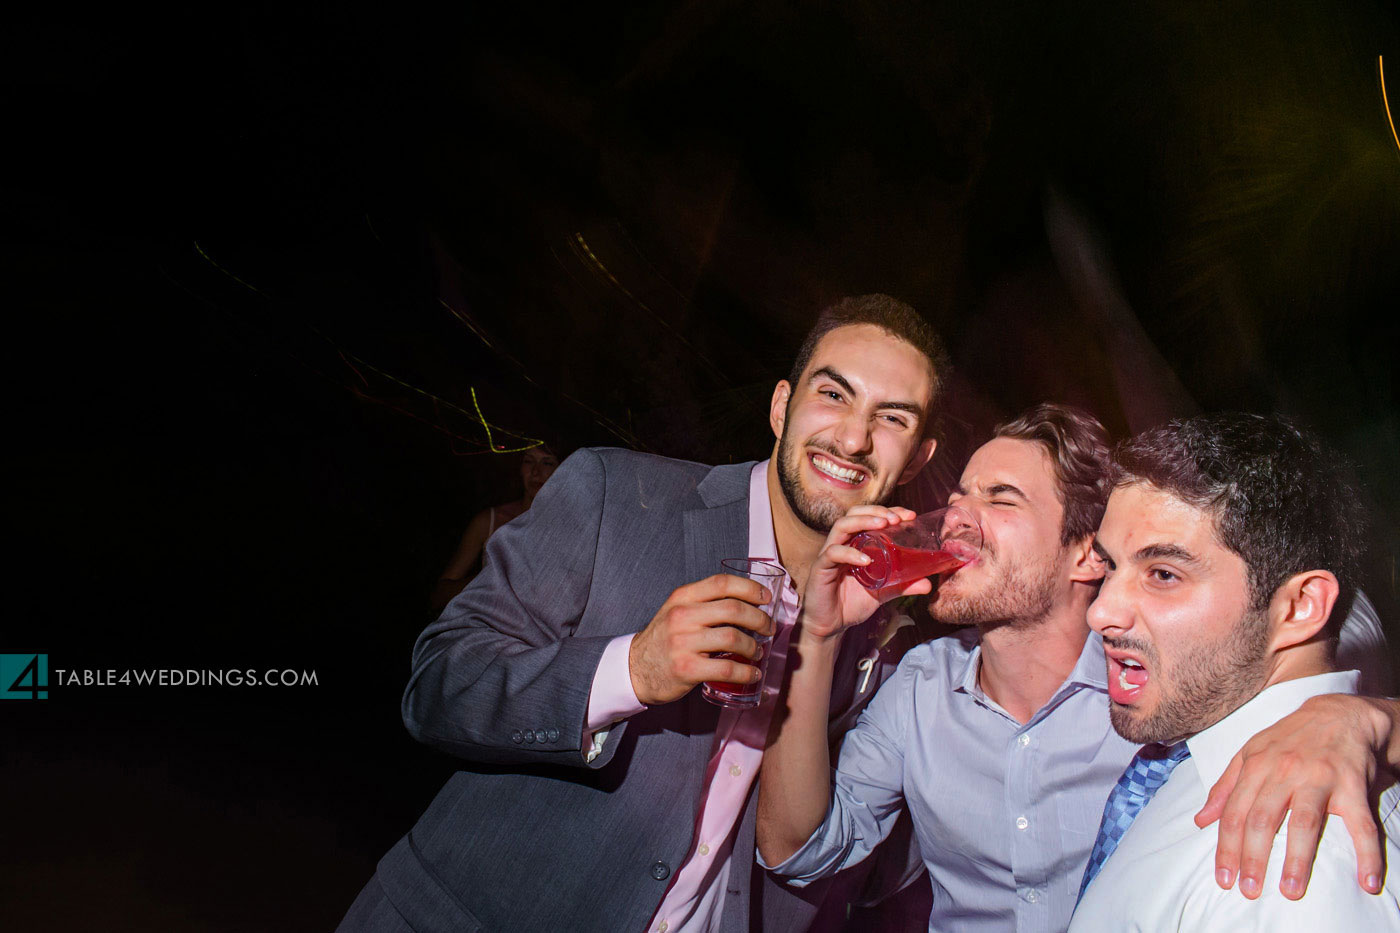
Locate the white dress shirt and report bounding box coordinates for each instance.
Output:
[1071,671,1400,931]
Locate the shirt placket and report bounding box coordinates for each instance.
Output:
[1007,723,1049,931]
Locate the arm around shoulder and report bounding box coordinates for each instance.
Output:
[1183,830,1400,931]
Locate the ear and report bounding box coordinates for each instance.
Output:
[770,380,792,441]
[1266,569,1340,651]
[896,437,937,485]
[1066,533,1105,584]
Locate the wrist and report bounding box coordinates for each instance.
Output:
[796,621,845,655]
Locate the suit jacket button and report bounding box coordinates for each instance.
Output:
[650,861,670,881]
[510,731,523,744]
[524,731,535,743]
[535,729,548,743]
[547,728,560,741]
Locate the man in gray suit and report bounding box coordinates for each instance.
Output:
[339,295,949,932]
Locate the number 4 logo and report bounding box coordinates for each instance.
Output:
[1,654,48,700]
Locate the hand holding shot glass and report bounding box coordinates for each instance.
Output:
[846,505,981,590]
[701,558,786,709]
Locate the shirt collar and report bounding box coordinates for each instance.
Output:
[952,629,984,695]
[748,460,780,565]
[1185,670,1360,791]
[1069,631,1110,691]
[951,628,1107,724]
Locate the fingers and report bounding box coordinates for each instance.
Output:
[679,573,775,610]
[1202,752,1260,893]
[1232,770,1291,899]
[1335,794,1386,895]
[694,654,764,686]
[677,598,773,635]
[822,543,876,569]
[1277,787,1328,898]
[827,506,915,542]
[690,618,764,661]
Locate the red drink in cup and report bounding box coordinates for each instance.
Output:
[848,505,981,591]
[701,558,786,709]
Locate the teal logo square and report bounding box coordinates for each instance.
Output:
[1,654,48,700]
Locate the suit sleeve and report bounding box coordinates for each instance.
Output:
[401,448,623,769]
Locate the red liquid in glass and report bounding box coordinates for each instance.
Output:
[703,643,767,697]
[849,532,976,590]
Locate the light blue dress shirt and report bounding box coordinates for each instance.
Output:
[764,629,1138,933]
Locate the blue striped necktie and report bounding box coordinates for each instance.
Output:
[1077,741,1192,902]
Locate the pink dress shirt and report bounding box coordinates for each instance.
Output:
[583,461,799,933]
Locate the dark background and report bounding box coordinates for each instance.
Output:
[7,2,1398,929]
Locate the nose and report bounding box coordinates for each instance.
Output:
[833,411,873,459]
[1086,573,1131,638]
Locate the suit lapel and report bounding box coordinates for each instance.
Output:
[683,462,753,583]
[680,462,754,752]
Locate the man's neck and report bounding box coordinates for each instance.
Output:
[765,458,826,593]
[1261,641,1335,692]
[976,588,1097,725]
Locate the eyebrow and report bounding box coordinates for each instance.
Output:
[1134,543,1200,565]
[811,366,926,417]
[954,482,1027,500]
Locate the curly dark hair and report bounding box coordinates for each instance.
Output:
[1112,412,1366,633]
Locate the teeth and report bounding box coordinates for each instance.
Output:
[1120,659,1143,669]
[812,455,864,483]
[1119,668,1133,691]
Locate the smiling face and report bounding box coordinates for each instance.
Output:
[929,437,1072,628]
[1088,482,1271,744]
[771,324,936,532]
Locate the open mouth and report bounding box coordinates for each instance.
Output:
[1106,651,1148,704]
[809,452,868,488]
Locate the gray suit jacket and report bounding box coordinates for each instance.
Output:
[360,448,901,933]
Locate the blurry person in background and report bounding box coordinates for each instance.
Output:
[430,443,561,614]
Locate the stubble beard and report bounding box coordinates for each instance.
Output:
[776,423,880,534]
[928,544,1060,631]
[1106,608,1271,745]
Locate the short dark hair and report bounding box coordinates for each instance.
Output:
[993,403,1113,545]
[788,295,951,407]
[1112,413,1365,633]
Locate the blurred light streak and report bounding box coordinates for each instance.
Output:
[438,294,650,451]
[1381,56,1399,156]
[469,387,542,453]
[570,232,727,380]
[194,241,270,297]
[192,241,538,454]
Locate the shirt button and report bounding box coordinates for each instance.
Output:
[659,922,669,933]
[729,764,742,777]
[698,843,710,856]
[1027,890,1039,903]
[1017,733,1030,747]
[1015,816,1029,831]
